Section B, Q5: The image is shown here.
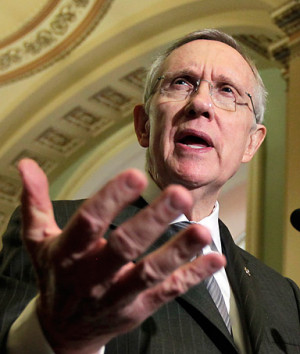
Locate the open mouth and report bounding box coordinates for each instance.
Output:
[176,131,213,150]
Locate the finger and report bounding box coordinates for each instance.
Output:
[56,169,148,260]
[106,184,193,266]
[70,185,194,292]
[136,252,226,316]
[135,224,213,287]
[18,159,61,247]
[99,224,212,306]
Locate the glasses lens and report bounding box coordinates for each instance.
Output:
[211,94,235,111]
[160,75,195,101]
[211,85,239,111]
[158,74,248,113]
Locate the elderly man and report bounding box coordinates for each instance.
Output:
[0,29,299,354]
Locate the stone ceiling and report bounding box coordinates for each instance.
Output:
[0,0,298,233]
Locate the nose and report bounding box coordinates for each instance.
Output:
[184,80,215,120]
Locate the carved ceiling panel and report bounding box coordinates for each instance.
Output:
[272,0,300,36]
[62,106,113,135]
[0,0,113,85]
[269,1,300,69]
[0,0,294,235]
[91,86,135,113]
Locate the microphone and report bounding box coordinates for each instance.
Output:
[290,209,300,231]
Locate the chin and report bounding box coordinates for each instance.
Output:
[169,169,207,188]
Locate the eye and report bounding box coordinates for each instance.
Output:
[173,77,189,85]
[218,84,237,98]
[169,76,194,91]
[221,86,233,93]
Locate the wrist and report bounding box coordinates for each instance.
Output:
[36,299,109,354]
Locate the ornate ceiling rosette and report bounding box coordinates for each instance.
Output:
[0,0,113,85]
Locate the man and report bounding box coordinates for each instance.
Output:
[0,29,299,353]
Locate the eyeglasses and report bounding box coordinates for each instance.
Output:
[155,73,256,118]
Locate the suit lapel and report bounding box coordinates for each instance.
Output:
[219,220,266,353]
[178,282,236,346]
[111,203,237,351]
[140,222,238,351]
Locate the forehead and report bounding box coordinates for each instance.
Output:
[162,40,255,89]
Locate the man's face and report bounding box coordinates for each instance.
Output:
[135,40,266,192]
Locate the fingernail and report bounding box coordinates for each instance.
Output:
[125,174,143,189]
[210,260,223,273]
[167,194,185,212]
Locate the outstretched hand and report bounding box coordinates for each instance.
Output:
[18,158,226,354]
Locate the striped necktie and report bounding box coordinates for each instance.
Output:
[205,273,232,332]
[207,241,231,332]
[170,221,232,333]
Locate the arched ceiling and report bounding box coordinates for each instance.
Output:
[0,0,298,232]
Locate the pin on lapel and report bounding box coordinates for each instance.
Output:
[244,266,251,276]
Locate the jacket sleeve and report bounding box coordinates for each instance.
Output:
[0,199,84,352]
[286,277,300,321]
[0,207,37,352]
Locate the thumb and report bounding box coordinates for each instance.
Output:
[18,158,61,248]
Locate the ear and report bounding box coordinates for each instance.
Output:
[134,104,150,147]
[242,124,267,163]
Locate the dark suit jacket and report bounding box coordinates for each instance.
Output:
[0,199,300,353]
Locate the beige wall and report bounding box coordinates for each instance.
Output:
[283,54,300,285]
[247,59,300,286]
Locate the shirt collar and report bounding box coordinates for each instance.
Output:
[142,172,222,254]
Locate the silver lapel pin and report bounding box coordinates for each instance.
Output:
[244,266,251,276]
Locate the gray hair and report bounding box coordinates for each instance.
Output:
[143,29,267,124]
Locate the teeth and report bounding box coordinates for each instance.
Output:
[186,144,207,149]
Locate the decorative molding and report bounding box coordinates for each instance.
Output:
[0,76,142,226]
[0,0,113,85]
[12,150,57,174]
[0,1,60,48]
[235,25,298,70]
[91,86,134,113]
[269,1,300,68]
[121,67,147,90]
[271,0,300,36]
[36,127,83,155]
[235,33,291,72]
[235,34,275,59]
[0,175,21,203]
[62,106,113,135]
[0,3,292,235]
[269,38,291,68]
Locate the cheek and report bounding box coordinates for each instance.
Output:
[148,106,176,150]
[149,124,173,160]
[221,123,251,160]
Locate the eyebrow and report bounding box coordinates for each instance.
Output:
[164,69,198,77]
[164,70,246,96]
[213,74,244,96]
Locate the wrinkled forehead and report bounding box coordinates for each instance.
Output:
[161,40,256,90]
